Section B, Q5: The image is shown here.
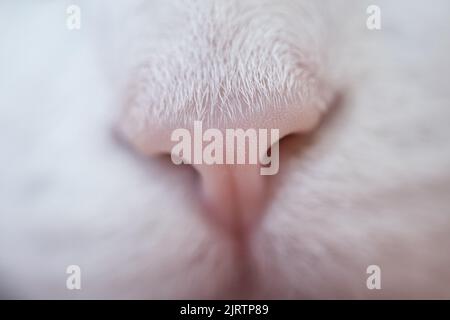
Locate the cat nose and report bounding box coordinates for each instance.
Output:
[193,161,266,231]
[118,100,326,232]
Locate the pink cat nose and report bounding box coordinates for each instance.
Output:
[194,160,266,231]
[110,0,336,233]
[118,93,328,232]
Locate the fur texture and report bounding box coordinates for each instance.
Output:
[0,0,450,298]
[125,0,332,127]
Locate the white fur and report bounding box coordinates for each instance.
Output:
[123,0,332,127]
[0,0,450,298]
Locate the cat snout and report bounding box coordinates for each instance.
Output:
[117,98,327,233]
